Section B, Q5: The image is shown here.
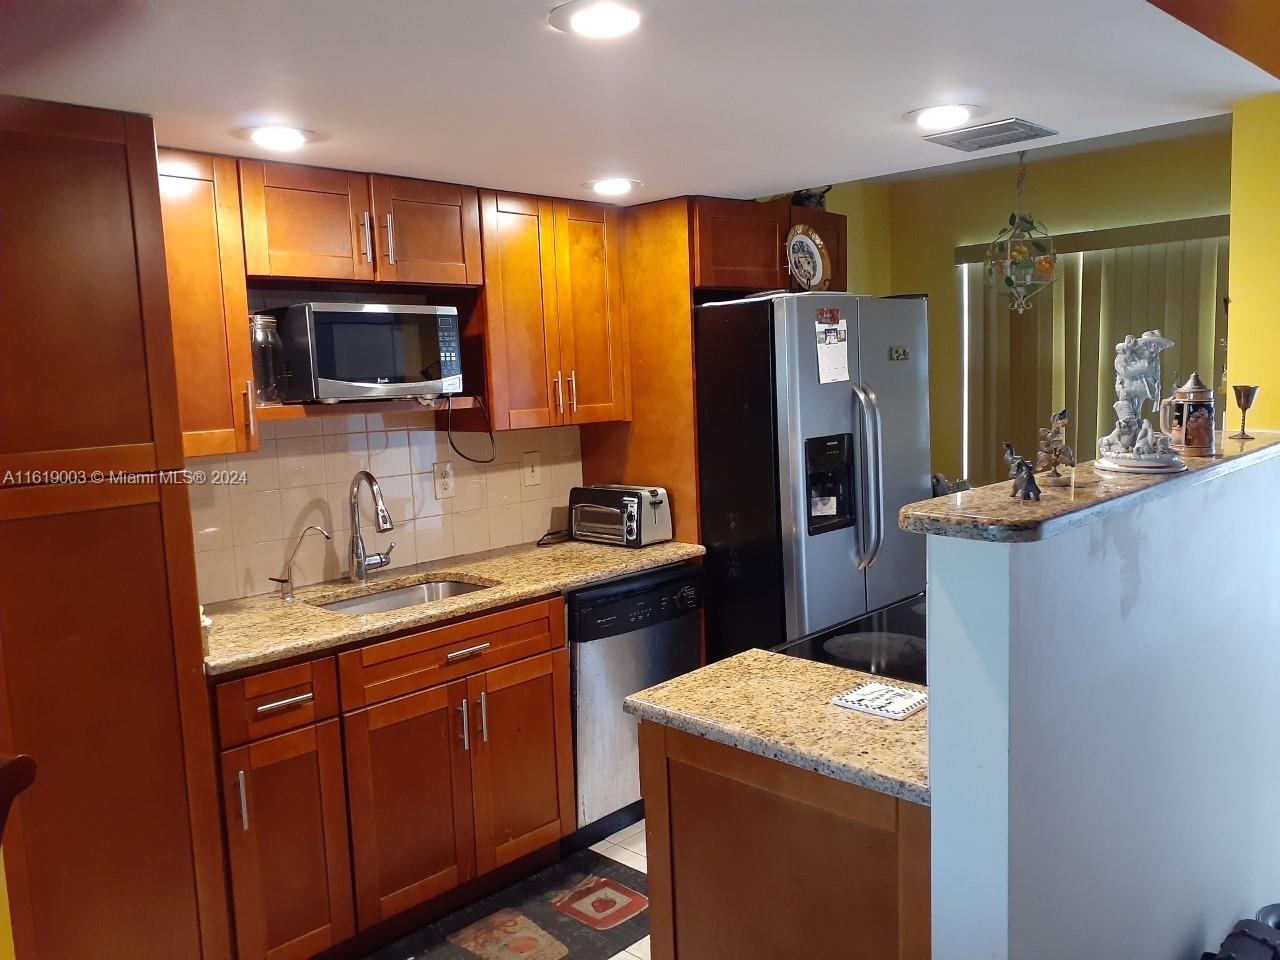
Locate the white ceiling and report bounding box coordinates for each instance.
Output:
[0,0,1275,204]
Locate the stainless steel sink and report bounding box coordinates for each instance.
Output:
[314,580,488,616]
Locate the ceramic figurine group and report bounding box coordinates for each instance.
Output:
[1096,329,1185,474]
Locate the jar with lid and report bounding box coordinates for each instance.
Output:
[249,314,284,404]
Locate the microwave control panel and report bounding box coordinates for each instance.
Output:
[437,314,463,394]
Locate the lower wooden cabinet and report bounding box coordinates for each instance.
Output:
[469,650,576,872]
[344,679,477,929]
[221,720,355,960]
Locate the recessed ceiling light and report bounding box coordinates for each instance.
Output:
[906,105,976,132]
[243,125,312,152]
[586,177,641,196]
[549,0,641,38]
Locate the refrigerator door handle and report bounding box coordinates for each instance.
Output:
[863,384,887,567]
[850,384,878,570]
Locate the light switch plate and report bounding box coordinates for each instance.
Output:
[434,462,455,499]
[521,451,542,487]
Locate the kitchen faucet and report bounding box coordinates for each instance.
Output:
[270,524,331,601]
[349,470,396,583]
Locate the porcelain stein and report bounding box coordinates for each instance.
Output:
[1160,372,1216,457]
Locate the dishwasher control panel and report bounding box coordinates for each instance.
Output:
[571,569,703,643]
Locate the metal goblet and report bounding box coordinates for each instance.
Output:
[1230,385,1260,441]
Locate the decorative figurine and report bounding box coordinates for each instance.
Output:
[1035,408,1076,486]
[1003,442,1042,501]
[1159,372,1217,457]
[931,473,972,497]
[1096,330,1186,474]
[1230,385,1260,441]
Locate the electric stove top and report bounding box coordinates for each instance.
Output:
[774,593,926,686]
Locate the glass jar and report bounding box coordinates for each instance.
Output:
[249,314,283,404]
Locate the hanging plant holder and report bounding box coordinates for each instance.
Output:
[984,152,1057,314]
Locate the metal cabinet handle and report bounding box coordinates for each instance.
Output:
[245,380,257,438]
[236,770,250,832]
[385,213,396,264]
[459,699,470,751]
[568,370,578,413]
[553,371,564,414]
[446,642,491,663]
[361,211,373,264]
[254,691,314,715]
[479,692,489,743]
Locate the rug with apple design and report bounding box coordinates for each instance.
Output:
[365,847,649,960]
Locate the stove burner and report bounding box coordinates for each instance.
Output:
[822,631,926,678]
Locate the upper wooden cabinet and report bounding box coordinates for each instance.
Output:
[554,202,630,423]
[240,159,375,281]
[0,97,183,477]
[239,159,483,285]
[479,191,629,430]
[371,175,483,285]
[157,148,257,458]
[789,205,849,293]
[691,197,789,290]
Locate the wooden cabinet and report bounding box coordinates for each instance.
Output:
[789,205,848,293]
[157,148,257,457]
[479,191,630,429]
[240,159,375,281]
[691,197,789,290]
[344,681,476,928]
[0,97,183,478]
[469,649,575,872]
[221,721,355,960]
[553,202,630,423]
[371,175,483,285]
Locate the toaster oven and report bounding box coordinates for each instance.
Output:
[569,485,673,548]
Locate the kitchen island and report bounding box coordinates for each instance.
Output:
[625,649,929,960]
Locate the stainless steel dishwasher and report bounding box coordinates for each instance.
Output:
[569,564,703,828]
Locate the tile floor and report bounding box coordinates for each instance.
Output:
[589,819,651,960]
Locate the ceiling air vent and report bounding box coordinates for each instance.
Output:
[924,118,1057,152]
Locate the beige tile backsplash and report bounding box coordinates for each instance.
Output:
[188,413,581,604]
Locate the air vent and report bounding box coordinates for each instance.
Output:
[924,118,1057,152]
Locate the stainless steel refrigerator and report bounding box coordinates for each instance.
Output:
[694,293,931,661]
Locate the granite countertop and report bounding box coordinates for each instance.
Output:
[624,649,928,805]
[203,540,704,676]
[900,433,1280,544]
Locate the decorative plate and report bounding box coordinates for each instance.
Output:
[786,224,831,291]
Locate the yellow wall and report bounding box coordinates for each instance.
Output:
[826,131,1233,478]
[1226,93,1280,429]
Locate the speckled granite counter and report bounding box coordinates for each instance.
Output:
[900,433,1280,543]
[203,540,704,675]
[624,649,928,805]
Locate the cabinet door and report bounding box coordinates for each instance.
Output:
[470,649,575,873]
[222,721,354,960]
[370,175,482,285]
[554,201,630,424]
[478,190,563,430]
[789,206,848,293]
[344,680,476,929]
[0,97,183,477]
[691,197,787,290]
[0,481,227,960]
[240,159,374,281]
[157,149,257,458]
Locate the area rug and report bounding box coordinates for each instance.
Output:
[364,848,649,960]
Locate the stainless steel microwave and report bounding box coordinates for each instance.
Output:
[276,302,463,403]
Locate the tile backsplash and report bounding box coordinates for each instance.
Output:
[188,412,581,604]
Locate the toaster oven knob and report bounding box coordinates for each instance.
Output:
[626,523,637,540]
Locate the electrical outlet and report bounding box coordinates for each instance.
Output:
[521,451,542,487]
[434,462,455,499]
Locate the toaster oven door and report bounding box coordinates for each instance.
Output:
[571,503,627,545]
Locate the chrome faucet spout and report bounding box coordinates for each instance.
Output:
[349,471,396,583]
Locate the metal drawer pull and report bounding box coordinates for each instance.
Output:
[361,211,373,264]
[459,699,471,751]
[246,380,257,438]
[553,371,564,414]
[568,369,578,412]
[236,770,250,832]
[445,642,491,663]
[479,691,489,743]
[385,213,397,264]
[254,691,314,715]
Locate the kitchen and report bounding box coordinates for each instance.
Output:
[1,3,1279,960]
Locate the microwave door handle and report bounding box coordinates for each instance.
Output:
[863,384,886,567]
[850,385,874,571]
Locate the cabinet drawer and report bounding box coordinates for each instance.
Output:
[339,598,565,711]
[216,658,339,748]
